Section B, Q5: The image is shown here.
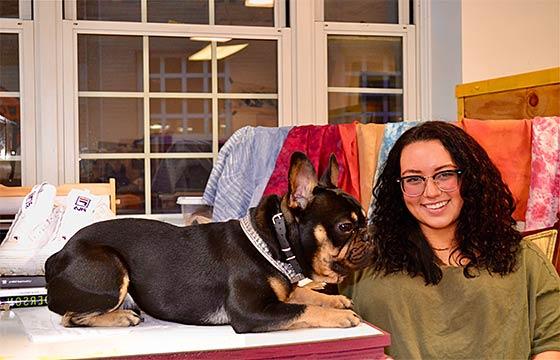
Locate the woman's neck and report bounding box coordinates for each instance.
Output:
[420,224,463,266]
[420,224,456,250]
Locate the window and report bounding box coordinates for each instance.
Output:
[0,1,34,187]
[63,0,289,215]
[315,0,416,124]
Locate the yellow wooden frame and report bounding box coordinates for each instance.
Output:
[456,67,560,120]
[0,178,117,214]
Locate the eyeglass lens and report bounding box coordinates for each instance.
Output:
[401,171,460,196]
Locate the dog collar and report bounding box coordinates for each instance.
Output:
[240,213,313,287]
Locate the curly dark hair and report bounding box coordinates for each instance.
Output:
[370,121,521,285]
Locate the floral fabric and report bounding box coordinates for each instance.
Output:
[525,117,560,231]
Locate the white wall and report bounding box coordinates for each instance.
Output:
[430,0,462,121]
[462,0,560,83]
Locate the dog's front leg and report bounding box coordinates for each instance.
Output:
[287,287,353,309]
[281,305,361,330]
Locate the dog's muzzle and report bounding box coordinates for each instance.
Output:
[340,229,374,270]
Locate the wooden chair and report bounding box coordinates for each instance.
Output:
[522,214,560,274]
[0,178,117,215]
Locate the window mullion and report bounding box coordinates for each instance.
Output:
[143,35,151,214]
[211,41,218,164]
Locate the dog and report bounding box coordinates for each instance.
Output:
[45,152,373,333]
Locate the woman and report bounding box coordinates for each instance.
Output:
[341,121,560,359]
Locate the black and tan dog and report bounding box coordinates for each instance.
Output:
[45,152,373,333]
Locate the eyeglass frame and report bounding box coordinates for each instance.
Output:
[396,169,464,197]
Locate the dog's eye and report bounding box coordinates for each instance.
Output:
[338,222,354,233]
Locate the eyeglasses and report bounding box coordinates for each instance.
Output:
[396,169,463,197]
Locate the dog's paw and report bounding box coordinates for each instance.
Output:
[325,309,361,328]
[121,309,143,326]
[323,294,353,309]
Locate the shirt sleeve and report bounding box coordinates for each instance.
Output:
[527,243,560,355]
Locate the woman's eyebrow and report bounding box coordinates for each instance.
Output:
[434,164,457,172]
[401,163,457,176]
[401,169,423,176]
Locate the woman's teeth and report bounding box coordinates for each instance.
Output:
[424,200,449,210]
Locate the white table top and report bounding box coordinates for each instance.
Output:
[0,307,385,359]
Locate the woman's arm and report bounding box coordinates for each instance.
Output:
[533,351,560,360]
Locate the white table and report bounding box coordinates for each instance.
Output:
[0,307,390,359]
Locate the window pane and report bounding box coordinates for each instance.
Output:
[80,159,145,215]
[150,99,212,153]
[77,0,141,22]
[151,158,212,213]
[328,92,403,124]
[0,33,19,92]
[0,0,18,18]
[78,35,143,92]
[328,35,402,88]
[79,98,144,153]
[149,37,211,93]
[325,0,398,24]
[0,96,20,156]
[218,39,277,93]
[0,160,20,186]
[147,0,208,24]
[218,99,277,143]
[215,0,274,26]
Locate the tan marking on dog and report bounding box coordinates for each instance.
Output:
[62,309,141,327]
[269,277,290,302]
[311,225,342,283]
[287,287,352,309]
[351,212,358,222]
[279,306,360,330]
[109,273,130,312]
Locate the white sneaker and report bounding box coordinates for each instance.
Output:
[2,182,57,248]
[34,189,115,274]
[0,182,57,275]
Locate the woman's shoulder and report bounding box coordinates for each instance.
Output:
[518,239,559,278]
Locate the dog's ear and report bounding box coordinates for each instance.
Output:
[319,154,339,188]
[288,152,318,210]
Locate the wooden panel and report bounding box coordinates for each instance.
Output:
[463,83,560,120]
[0,178,116,214]
[456,67,560,98]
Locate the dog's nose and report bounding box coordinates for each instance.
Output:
[331,261,349,275]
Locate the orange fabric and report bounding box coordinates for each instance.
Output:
[462,119,532,220]
[337,123,361,202]
[356,123,386,210]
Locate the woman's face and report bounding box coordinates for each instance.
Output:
[399,140,464,236]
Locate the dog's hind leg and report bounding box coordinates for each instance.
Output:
[46,246,141,327]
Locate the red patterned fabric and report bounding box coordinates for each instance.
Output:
[337,123,361,202]
[263,125,352,197]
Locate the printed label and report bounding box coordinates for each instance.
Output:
[73,196,91,212]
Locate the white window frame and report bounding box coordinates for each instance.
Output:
[0,17,36,185]
[311,0,417,124]
[314,22,417,124]
[61,20,292,216]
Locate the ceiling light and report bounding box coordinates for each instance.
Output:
[150,124,163,130]
[188,43,249,61]
[190,36,232,43]
[245,0,274,8]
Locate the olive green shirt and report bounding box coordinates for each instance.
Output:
[341,240,560,359]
